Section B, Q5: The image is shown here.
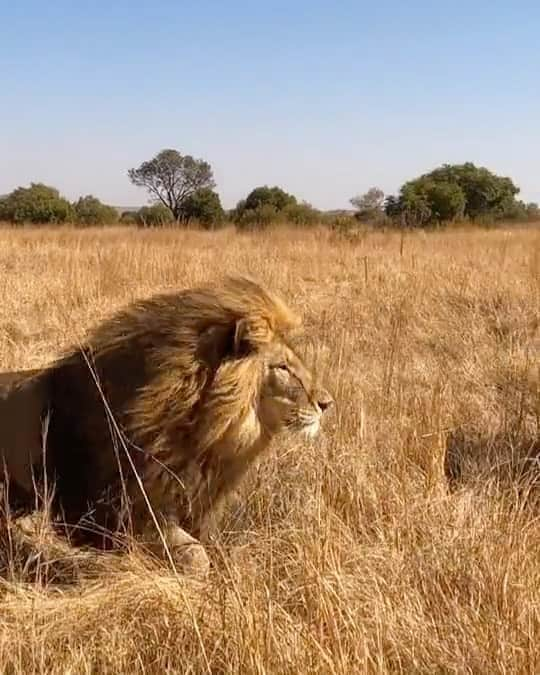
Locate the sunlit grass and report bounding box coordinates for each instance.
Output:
[0,223,539,673]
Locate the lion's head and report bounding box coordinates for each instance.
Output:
[143,276,334,460]
[255,339,333,438]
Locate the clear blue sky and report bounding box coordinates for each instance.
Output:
[1,1,539,209]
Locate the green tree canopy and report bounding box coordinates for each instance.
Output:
[282,201,320,226]
[236,204,279,229]
[119,210,138,225]
[385,163,521,226]
[128,149,215,221]
[0,183,72,224]
[180,188,224,227]
[73,195,118,226]
[244,185,297,211]
[423,182,466,222]
[234,185,298,227]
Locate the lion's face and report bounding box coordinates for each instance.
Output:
[257,341,333,439]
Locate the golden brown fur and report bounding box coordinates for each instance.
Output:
[0,277,332,572]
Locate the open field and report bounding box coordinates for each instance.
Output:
[0,224,539,673]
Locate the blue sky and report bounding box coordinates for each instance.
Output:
[1,1,539,209]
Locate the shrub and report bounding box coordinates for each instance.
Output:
[119,211,138,225]
[135,204,175,227]
[0,183,72,224]
[73,195,118,226]
[244,185,296,212]
[282,202,321,226]
[180,188,224,228]
[235,204,279,230]
[234,186,297,228]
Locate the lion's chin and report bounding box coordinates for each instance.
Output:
[301,419,321,439]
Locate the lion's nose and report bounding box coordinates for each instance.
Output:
[316,390,334,412]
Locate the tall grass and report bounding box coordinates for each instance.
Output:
[0,224,539,673]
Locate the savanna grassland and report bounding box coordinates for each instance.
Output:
[0,224,539,673]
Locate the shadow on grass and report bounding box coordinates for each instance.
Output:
[445,427,540,499]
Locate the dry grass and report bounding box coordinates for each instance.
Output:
[0,223,539,673]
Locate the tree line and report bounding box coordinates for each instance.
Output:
[358,164,539,226]
[0,148,538,228]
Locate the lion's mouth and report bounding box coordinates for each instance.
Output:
[286,412,321,438]
[301,418,320,438]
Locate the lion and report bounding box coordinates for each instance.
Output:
[0,277,333,575]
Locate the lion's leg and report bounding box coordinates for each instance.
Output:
[194,490,231,543]
[190,461,247,543]
[138,512,210,579]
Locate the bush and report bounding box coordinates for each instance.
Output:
[134,204,175,227]
[233,187,322,229]
[501,200,540,223]
[244,185,296,212]
[180,189,224,228]
[526,202,540,221]
[234,186,298,228]
[235,204,279,230]
[73,195,118,226]
[119,211,138,225]
[0,183,72,224]
[282,202,321,226]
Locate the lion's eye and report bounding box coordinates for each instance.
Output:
[272,363,289,373]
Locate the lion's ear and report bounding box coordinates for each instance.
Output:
[234,317,273,356]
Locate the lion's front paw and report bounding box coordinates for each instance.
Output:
[165,525,210,579]
[172,542,210,579]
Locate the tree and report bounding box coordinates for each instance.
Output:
[73,195,118,226]
[233,185,297,227]
[0,183,72,224]
[128,149,215,221]
[244,185,297,212]
[180,188,224,227]
[350,187,385,220]
[386,163,522,226]
[423,163,519,219]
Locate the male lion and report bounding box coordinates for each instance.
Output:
[0,277,333,575]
